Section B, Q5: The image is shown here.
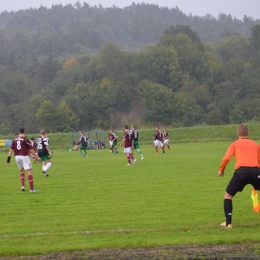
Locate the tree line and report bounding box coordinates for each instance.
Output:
[0,3,260,133]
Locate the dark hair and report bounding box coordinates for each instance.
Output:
[19,127,25,134]
[31,137,34,140]
[124,125,128,129]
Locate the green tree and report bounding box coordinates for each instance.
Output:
[137,80,174,124]
[95,41,127,79]
[173,91,203,127]
[135,45,182,91]
[39,57,62,87]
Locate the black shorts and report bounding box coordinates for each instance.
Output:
[226,167,260,196]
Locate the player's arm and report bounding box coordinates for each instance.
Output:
[120,138,125,146]
[29,148,41,162]
[218,144,235,176]
[46,146,54,156]
[6,148,13,165]
[44,141,54,156]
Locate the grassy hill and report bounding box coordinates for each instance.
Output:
[1,124,260,150]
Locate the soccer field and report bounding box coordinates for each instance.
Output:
[1,142,260,256]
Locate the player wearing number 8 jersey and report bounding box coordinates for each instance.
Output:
[6,127,40,192]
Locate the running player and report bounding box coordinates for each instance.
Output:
[163,128,170,151]
[79,131,89,157]
[154,126,165,154]
[6,127,40,192]
[120,125,136,166]
[131,125,144,160]
[37,129,54,177]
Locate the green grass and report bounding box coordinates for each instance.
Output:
[1,142,260,256]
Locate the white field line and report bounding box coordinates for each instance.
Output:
[0,227,167,239]
[0,222,258,239]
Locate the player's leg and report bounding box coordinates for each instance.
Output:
[79,146,85,156]
[221,192,233,228]
[20,168,26,191]
[137,149,144,160]
[41,159,49,177]
[161,142,165,153]
[129,148,136,164]
[27,169,37,192]
[44,157,52,173]
[154,140,159,154]
[221,172,244,229]
[23,156,36,192]
[135,142,143,160]
[165,139,170,150]
[15,156,26,191]
[125,150,131,166]
[109,142,113,152]
[113,142,118,153]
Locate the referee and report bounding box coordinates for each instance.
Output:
[218,124,260,229]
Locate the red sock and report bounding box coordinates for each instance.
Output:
[20,173,25,186]
[130,155,135,160]
[162,146,165,152]
[127,155,131,164]
[28,175,34,190]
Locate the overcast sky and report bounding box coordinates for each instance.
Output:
[1,0,259,20]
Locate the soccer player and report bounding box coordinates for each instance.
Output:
[110,129,118,153]
[79,131,89,157]
[29,137,38,163]
[108,131,114,152]
[130,125,144,160]
[120,125,136,166]
[6,127,40,192]
[163,128,170,151]
[218,124,260,229]
[37,129,54,177]
[154,126,165,154]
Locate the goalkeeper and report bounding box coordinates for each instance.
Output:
[218,124,260,229]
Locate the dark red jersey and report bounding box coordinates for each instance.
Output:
[30,140,37,151]
[11,136,33,156]
[163,132,169,139]
[124,131,133,148]
[154,130,163,141]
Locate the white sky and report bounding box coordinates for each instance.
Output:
[0,0,259,20]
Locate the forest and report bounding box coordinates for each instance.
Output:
[0,2,260,133]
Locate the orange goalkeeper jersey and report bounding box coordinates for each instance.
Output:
[219,138,260,173]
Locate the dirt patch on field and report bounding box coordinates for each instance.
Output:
[1,244,260,260]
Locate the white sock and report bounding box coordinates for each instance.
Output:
[45,162,52,172]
